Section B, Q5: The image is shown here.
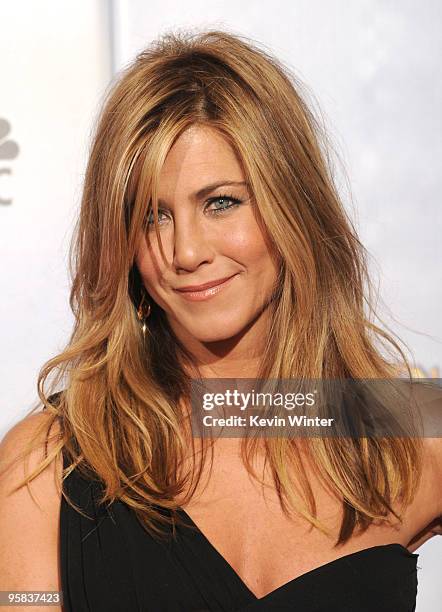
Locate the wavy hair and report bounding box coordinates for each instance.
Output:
[9,28,422,545]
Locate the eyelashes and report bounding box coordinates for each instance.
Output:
[146,193,243,227]
[206,193,243,215]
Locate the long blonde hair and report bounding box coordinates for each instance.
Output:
[10,28,422,545]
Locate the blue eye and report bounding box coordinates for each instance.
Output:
[146,193,242,229]
[206,194,242,215]
[146,209,168,226]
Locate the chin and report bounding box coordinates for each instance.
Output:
[180,312,250,344]
[189,325,243,344]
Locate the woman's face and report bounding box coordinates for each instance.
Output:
[135,125,280,348]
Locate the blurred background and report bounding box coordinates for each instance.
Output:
[1,1,440,608]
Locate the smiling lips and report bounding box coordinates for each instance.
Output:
[174,273,239,301]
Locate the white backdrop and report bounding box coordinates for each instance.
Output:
[1,1,440,609]
[0,0,111,426]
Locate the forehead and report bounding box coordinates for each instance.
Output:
[158,125,245,193]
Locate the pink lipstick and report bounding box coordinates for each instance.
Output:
[174,273,239,301]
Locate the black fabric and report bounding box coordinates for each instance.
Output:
[60,449,419,611]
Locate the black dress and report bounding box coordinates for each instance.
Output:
[59,449,419,611]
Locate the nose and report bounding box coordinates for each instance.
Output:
[172,213,215,272]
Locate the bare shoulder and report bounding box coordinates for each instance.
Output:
[0,410,63,604]
[0,410,63,490]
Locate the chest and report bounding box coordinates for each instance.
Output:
[175,438,415,599]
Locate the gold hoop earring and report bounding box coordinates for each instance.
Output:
[136,293,151,337]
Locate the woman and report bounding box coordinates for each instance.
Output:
[0,29,441,612]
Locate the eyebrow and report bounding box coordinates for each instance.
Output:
[157,180,249,206]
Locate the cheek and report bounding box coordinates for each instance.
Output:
[226,218,275,272]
